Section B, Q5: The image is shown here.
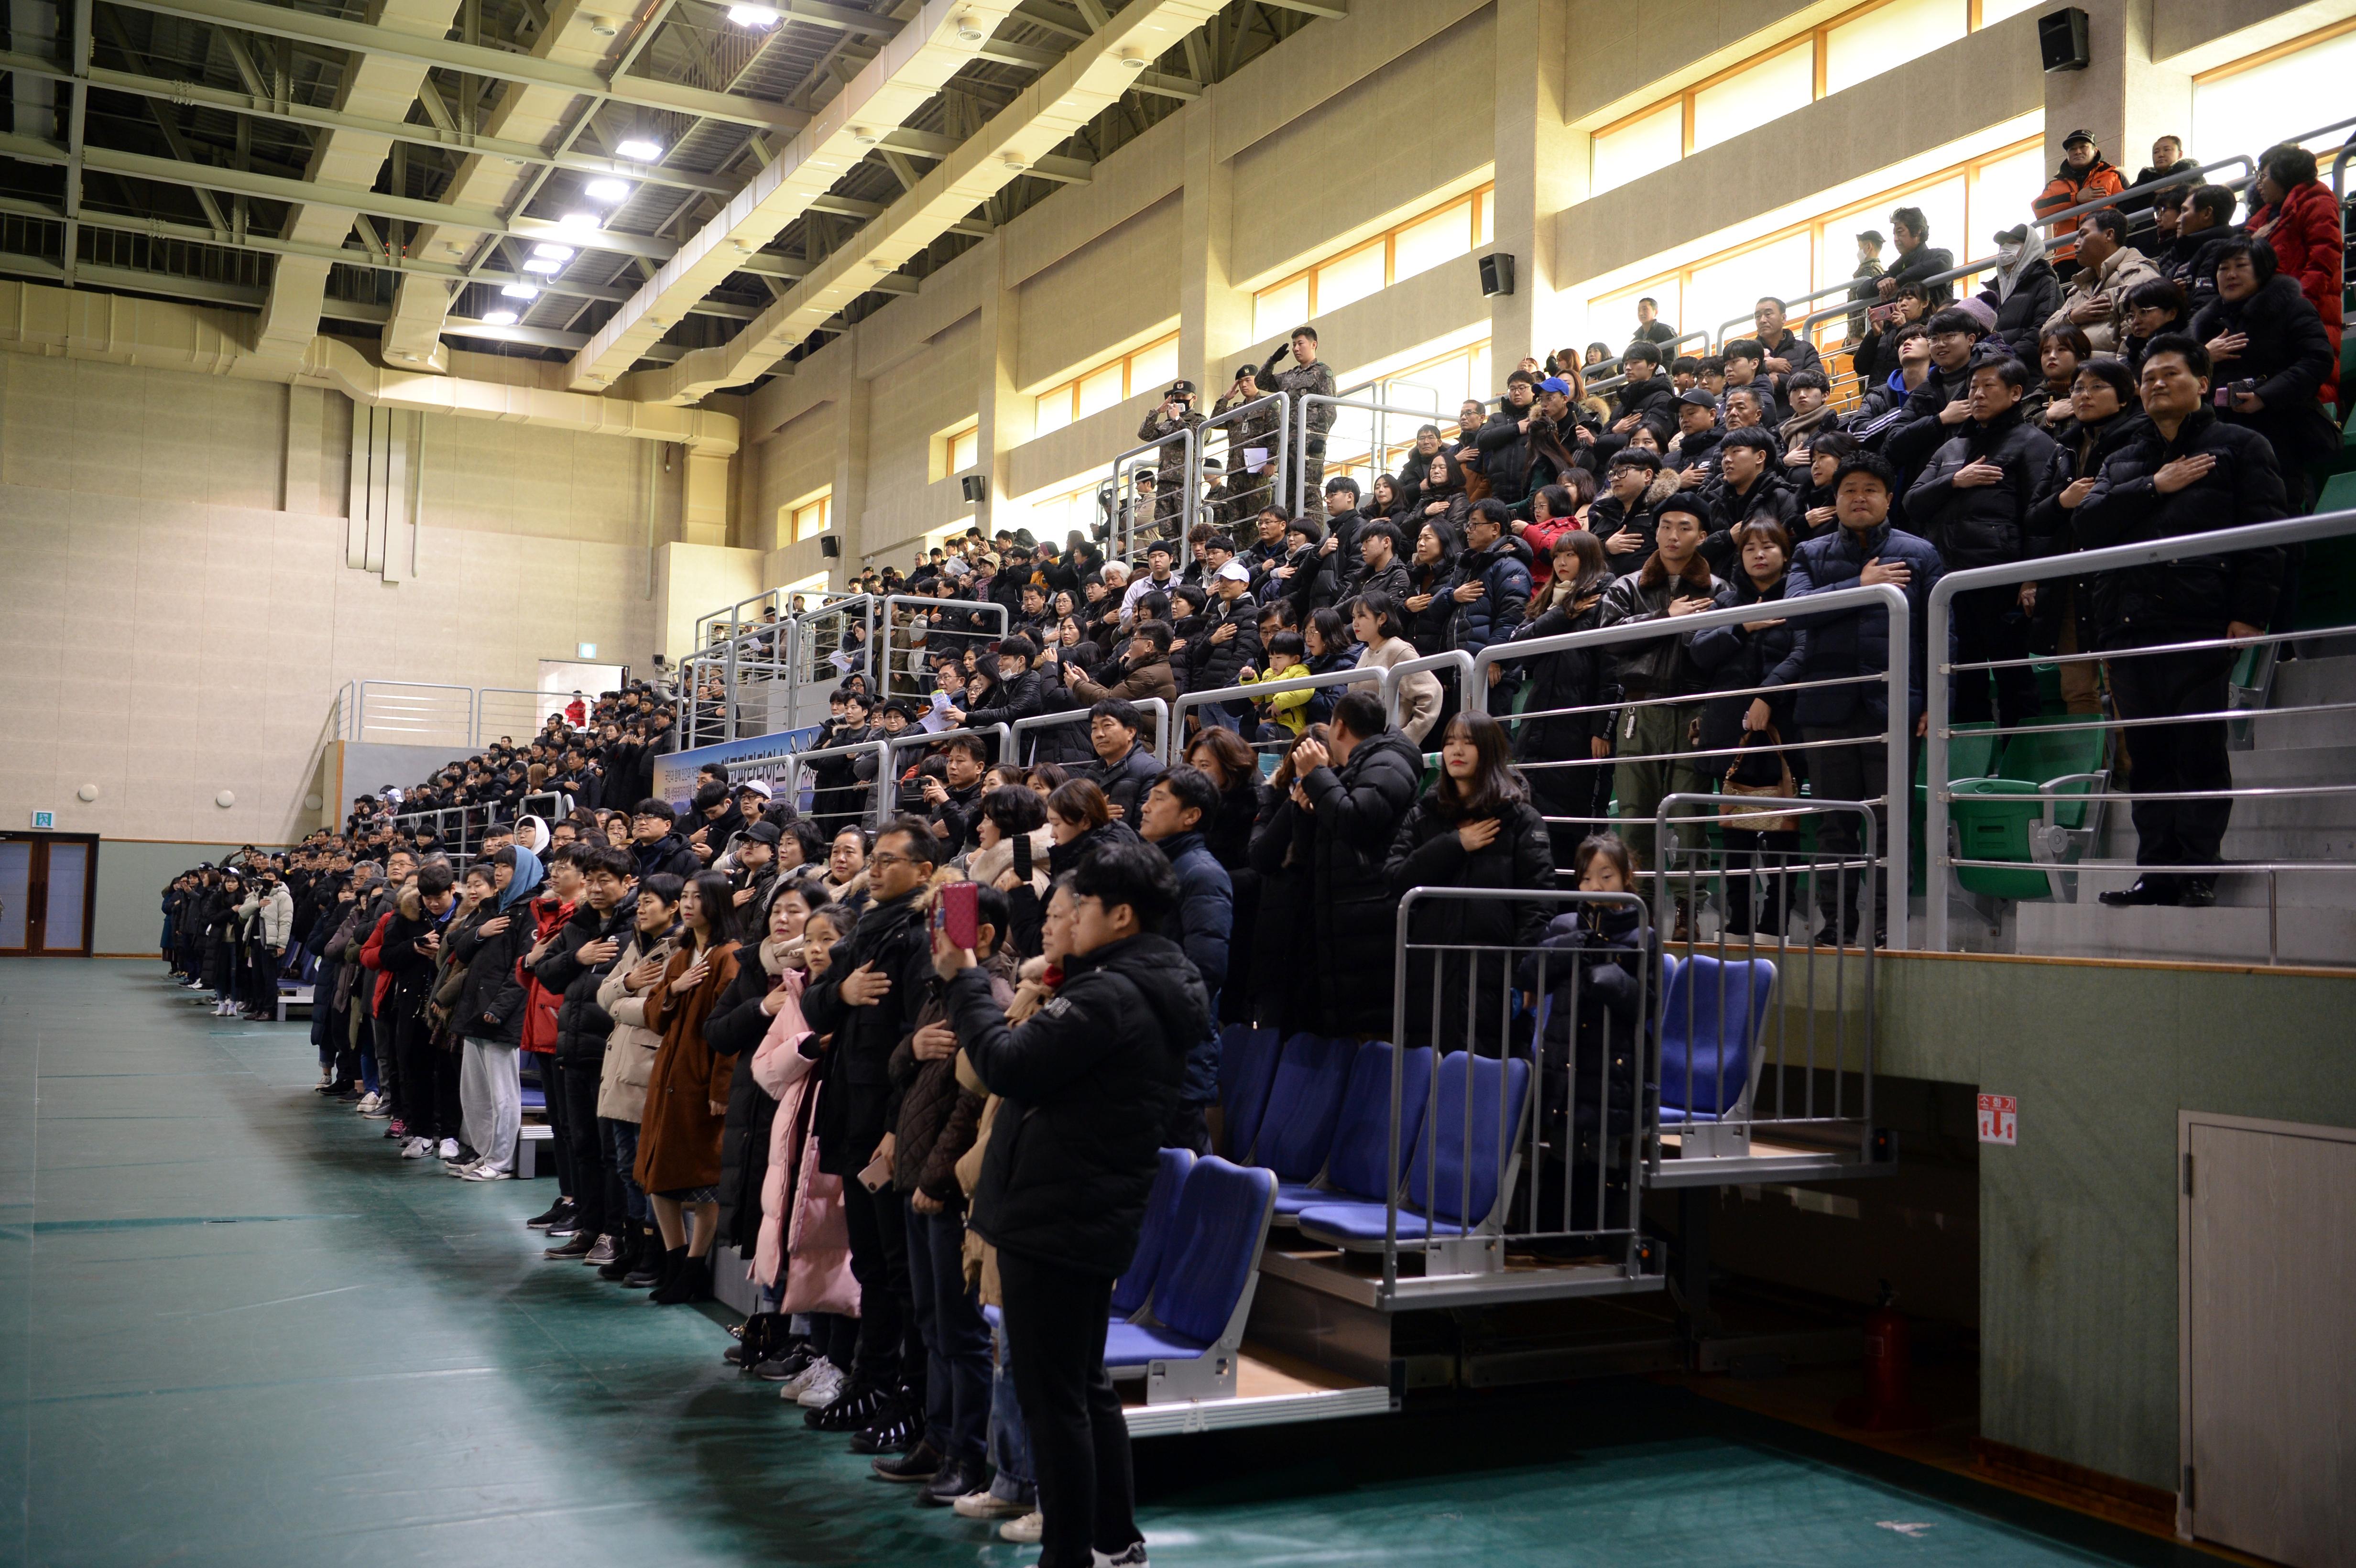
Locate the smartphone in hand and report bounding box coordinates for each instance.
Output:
[934,880,980,951]
[857,1152,893,1192]
[1012,833,1034,883]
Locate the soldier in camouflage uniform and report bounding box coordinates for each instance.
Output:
[1211,363,1281,541]
[1135,380,1202,543]
[1259,326,1337,523]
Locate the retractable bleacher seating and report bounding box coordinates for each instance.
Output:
[1656,954,1777,1159]
[1294,1052,1531,1258]
[1104,1157,1278,1401]
[1267,1041,1434,1225]
[1217,1025,1283,1164]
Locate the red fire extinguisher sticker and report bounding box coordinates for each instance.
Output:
[1977,1093,2018,1145]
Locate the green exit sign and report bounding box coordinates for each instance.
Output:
[30,810,55,829]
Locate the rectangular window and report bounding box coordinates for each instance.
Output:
[1075,360,1125,421]
[938,421,981,478]
[1978,0,2040,22]
[1592,102,1680,197]
[2192,22,2356,168]
[1250,184,1496,334]
[1691,45,1812,155]
[1034,391,1072,436]
[1126,336,1179,399]
[1690,231,1811,348]
[1032,331,1180,436]
[789,490,831,543]
[1314,242,1387,314]
[1824,0,1966,97]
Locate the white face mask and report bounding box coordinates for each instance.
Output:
[1997,243,2023,265]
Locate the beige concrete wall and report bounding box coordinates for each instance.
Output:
[1228,7,1498,287]
[862,313,983,562]
[2150,0,2356,67]
[751,402,841,555]
[1014,193,1184,393]
[1552,14,2046,288]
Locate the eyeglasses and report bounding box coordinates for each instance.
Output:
[869,850,923,869]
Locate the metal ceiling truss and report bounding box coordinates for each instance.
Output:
[0,0,1335,379]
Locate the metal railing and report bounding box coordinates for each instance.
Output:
[1923,509,2356,960]
[1104,423,1199,566]
[1010,697,1172,769]
[349,681,476,747]
[877,594,1007,705]
[1292,395,1451,522]
[1197,390,1290,542]
[476,687,563,744]
[1171,664,1388,762]
[1377,887,1656,1296]
[1469,584,1913,944]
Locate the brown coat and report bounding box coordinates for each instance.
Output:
[1064,651,1178,746]
[634,938,742,1195]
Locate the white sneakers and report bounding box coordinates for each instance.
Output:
[459,1164,511,1182]
[792,1360,848,1408]
[444,1158,480,1179]
[999,1511,1043,1544]
[1093,1545,1148,1567]
[399,1136,434,1159]
[952,1489,1031,1520]
[438,1138,461,1160]
[354,1092,382,1115]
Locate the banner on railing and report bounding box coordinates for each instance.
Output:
[656,727,823,811]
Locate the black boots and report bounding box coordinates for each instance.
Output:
[622,1225,665,1287]
[650,1249,709,1305]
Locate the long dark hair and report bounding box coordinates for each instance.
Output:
[684,869,735,947]
[1432,711,1526,821]
[1187,726,1257,791]
[1532,529,1609,616]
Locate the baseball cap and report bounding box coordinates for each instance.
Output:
[1165,380,1196,398]
[734,778,773,798]
[1677,387,1719,409]
[2062,128,2094,146]
[1538,376,1573,395]
[1215,559,1251,583]
[743,820,784,846]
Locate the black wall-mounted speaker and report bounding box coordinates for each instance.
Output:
[960,474,989,504]
[819,535,841,558]
[2038,7,2089,71]
[1478,253,1516,297]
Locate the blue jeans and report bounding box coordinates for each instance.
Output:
[989,1316,1036,1494]
[905,1203,992,1465]
[601,1118,648,1223]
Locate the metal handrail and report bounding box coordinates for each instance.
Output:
[1293,394,1485,520]
[1377,650,1473,736]
[1007,696,1174,768]
[1102,426,1199,566]
[1194,389,1291,544]
[1923,507,2356,952]
[878,593,1007,704]
[1170,663,1385,745]
[1471,583,1912,946]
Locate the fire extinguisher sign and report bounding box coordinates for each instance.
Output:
[1977,1093,2018,1145]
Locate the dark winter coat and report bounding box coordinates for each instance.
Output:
[1385,795,1555,1051]
[1977,259,2063,359]
[632,831,702,882]
[1155,828,1232,1105]
[1784,521,1949,727]
[952,932,1209,1277]
[1087,740,1163,825]
[1301,730,1426,1036]
[1185,594,1265,695]
[1689,570,1804,757]
[1446,534,1534,664]
[1595,553,1736,697]
[1508,584,1621,764]
[1904,405,2058,570]
[2189,273,2342,472]
[799,889,935,1175]
[2074,406,2286,648]
[1513,903,1655,1141]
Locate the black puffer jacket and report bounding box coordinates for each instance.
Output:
[1689,572,1804,756]
[951,932,1209,1277]
[1186,592,1264,693]
[1302,730,1426,1036]
[451,898,533,1045]
[2074,406,2286,648]
[534,900,634,1065]
[705,946,781,1254]
[799,890,935,1175]
[1904,406,2058,570]
[1978,260,2063,359]
[2189,272,2342,471]
[1385,795,1555,1051]
[1509,584,1620,765]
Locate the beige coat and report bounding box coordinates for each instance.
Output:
[1353,635,1442,744]
[2040,243,2164,354]
[594,929,680,1122]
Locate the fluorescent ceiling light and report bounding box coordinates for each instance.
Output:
[530,243,575,260]
[523,257,564,274]
[584,177,631,202]
[727,4,781,26]
[615,138,662,161]
[499,283,541,300]
[482,309,519,326]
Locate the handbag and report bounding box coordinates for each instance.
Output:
[1719,726,1798,834]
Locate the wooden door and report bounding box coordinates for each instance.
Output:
[0,833,98,956]
[2182,1112,2356,1567]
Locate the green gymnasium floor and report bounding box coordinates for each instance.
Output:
[2,960,2214,1568]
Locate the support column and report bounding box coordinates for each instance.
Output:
[834,357,872,572]
[974,234,1027,547]
[682,451,730,545]
[2042,0,2191,201]
[282,383,328,515]
[1488,0,1581,372]
[1177,102,1249,400]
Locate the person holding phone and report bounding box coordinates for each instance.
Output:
[935,838,1207,1568]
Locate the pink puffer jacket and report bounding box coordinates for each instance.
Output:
[749,974,858,1314]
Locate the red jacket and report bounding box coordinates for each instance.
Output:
[1520,514,1580,587]
[358,911,394,1016]
[2248,180,2344,405]
[519,896,574,1053]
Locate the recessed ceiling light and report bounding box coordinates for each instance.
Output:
[483,309,519,326]
[523,257,564,274]
[499,283,541,300]
[727,3,780,27]
[531,242,575,260]
[850,126,879,144]
[557,211,600,232]
[616,138,662,161]
[1117,53,1145,68]
[954,11,982,41]
[584,177,630,201]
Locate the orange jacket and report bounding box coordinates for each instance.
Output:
[2033,158,2127,263]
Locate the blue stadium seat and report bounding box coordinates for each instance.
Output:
[1657,953,1777,1126]
[1110,1147,1196,1321]
[1251,1034,1357,1182]
[519,1086,546,1112]
[1294,1052,1531,1248]
[1271,1042,1433,1223]
[1217,1025,1282,1163]
[1104,1158,1277,1394]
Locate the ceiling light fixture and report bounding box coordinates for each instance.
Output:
[530,242,575,260]
[1117,52,1146,68]
[499,283,541,300]
[482,309,519,326]
[583,177,630,202]
[587,13,617,34]
[727,3,781,27]
[850,126,880,144]
[557,211,600,232]
[954,12,983,42]
[523,256,564,274]
[1002,154,1028,172]
[615,137,662,161]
